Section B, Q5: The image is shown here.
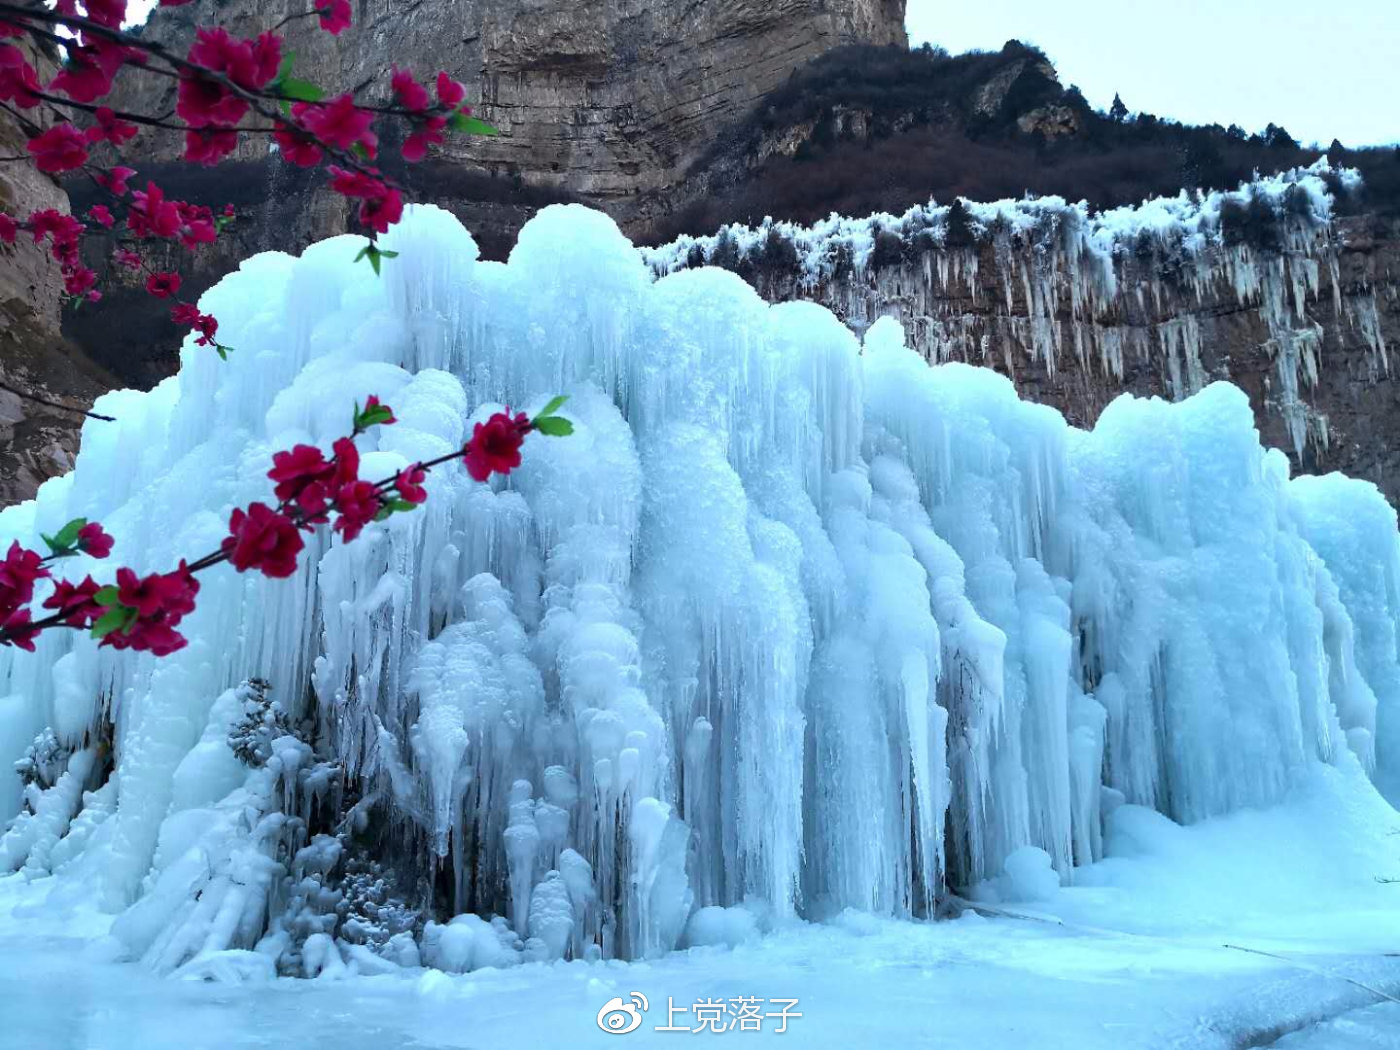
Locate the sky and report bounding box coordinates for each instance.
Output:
[906,0,1399,147]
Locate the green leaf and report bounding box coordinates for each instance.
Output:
[448,112,498,136]
[90,605,135,640]
[373,505,394,522]
[278,77,324,104]
[355,403,393,429]
[390,499,419,513]
[534,394,569,420]
[533,416,574,437]
[353,246,370,264]
[277,51,297,83]
[94,586,119,607]
[53,518,87,550]
[216,345,229,361]
[355,241,392,277]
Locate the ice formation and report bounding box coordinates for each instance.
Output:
[1,199,1398,978]
[644,161,1388,460]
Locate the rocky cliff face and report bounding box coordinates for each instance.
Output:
[0,39,113,508]
[644,166,1400,503]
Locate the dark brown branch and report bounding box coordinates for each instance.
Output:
[0,378,115,422]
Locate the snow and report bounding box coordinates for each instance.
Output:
[1,200,1399,1042]
[3,770,1400,1048]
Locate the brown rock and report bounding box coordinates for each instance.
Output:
[0,38,113,509]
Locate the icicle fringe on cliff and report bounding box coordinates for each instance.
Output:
[1,199,1398,979]
[644,161,1387,461]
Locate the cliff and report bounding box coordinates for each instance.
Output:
[0,38,114,508]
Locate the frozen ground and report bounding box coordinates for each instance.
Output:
[4,763,1397,1050]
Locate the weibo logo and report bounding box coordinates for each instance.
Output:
[596,992,650,1034]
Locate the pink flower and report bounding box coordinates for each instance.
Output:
[86,106,138,146]
[272,124,323,167]
[175,202,217,246]
[170,302,219,346]
[188,27,280,90]
[102,617,187,656]
[113,248,141,270]
[331,436,360,486]
[192,313,219,347]
[391,68,430,112]
[327,165,385,199]
[87,204,114,228]
[101,562,199,655]
[268,444,336,519]
[115,564,199,621]
[1,610,38,651]
[63,266,97,298]
[222,502,305,578]
[0,44,41,108]
[395,464,428,504]
[402,115,446,162]
[27,124,88,174]
[0,541,48,619]
[0,213,17,244]
[463,411,531,482]
[171,302,201,325]
[298,94,377,154]
[29,208,81,245]
[77,523,113,559]
[177,29,281,129]
[49,49,115,103]
[184,127,238,165]
[98,165,136,196]
[177,74,248,129]
[42,576,104,628]
[145,272,181,299]
[436,72,466,108]
[128,182,182,239]
[314,0,352,35]
[359,187,403,234]
[333,481,381,542]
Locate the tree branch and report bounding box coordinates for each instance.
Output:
[0,378,115,422]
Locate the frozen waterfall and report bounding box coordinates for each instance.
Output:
[1,202,1397,977]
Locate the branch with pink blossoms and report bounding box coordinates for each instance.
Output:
[0,0,497,411]
[0,395,574,655]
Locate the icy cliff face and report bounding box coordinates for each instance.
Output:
[1,203,1398,977]
[644,162,1398,501]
